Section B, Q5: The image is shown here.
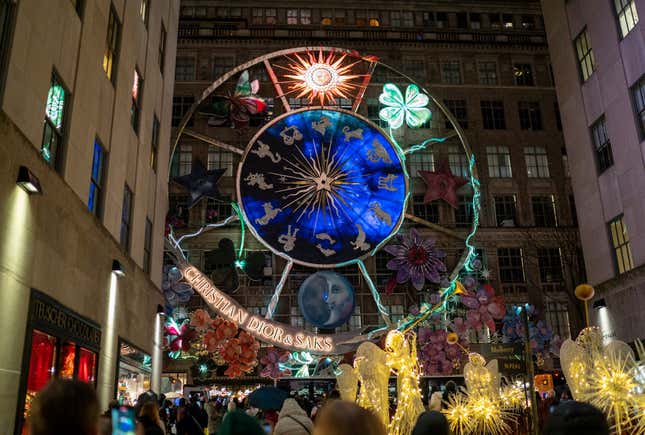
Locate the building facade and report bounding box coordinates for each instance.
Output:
[168,0,582,377]
[541,0,644,343]
[0,0,179,432]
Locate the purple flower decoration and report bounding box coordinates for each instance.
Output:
[418,328,468,376]
[459,284,506,332]
[385,228,446,290]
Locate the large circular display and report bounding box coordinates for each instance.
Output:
[298,271,355,329]
[238,108,407,267]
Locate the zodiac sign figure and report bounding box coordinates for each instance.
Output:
[277,225,299,252]
[342,126,363,142]
[377,174,398,192]
[350,224,371,251]
[315,233,336,244]
[251,140,281,162]
[245,173,273,190]
[255,203,281,226]
[316,244,336,257]
[279,125,303,145]
[369,202,392,226]
[366,139,392,164]
[312,116,331,135]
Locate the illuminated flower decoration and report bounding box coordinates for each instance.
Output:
[190,309,212,331]
[238,331,260,366]
[459,284,506,332]
[385,228,446,291]
[501,305,555,355]
[161,265,194,308]
[379,83,431,129]
[221,338,242,363]
[163,317,197,358]
[418,328,468,376]
[204,70,267,129]
[203,330,220,353]
[215,320,238,342]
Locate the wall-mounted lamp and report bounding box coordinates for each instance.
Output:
[593,298,607,310]
[156,304,165,314]
[16,165,42,194]
[111,259,125,277]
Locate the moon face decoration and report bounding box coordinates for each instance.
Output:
[237,108,408,267]
[298,271,355,329]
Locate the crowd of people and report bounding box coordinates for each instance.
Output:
[27,378,611,435]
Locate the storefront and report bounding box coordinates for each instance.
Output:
[116,340,152,405]
[15,290,101,434]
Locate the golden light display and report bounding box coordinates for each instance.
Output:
[444,393,473,435]
[278,50,363,105]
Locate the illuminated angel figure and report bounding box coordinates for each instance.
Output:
[354,342,390,428]
[336,363,359,402]
[463,352,500,400]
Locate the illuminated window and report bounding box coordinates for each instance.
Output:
[614,0,639,38]
[478,61,498,85]
[444,99,468,129]
[519,101,542,130]
[355,10,366,26]
[208,146,233,175]
[513,63,534,86]
[300,9,311,25]
[120,185,133,250]
[524,146,549,178]
[487,146,512,177]
[503,14,514,28]
[159,23,166,74]
[139,0,149,27]
[334,10,346,25]
[494,196,517,226]
[455,195,473,228]
[497,248,525,283]
[287,9,298,25]
[172,95,194,127]
[481,100,506,130]
[103,6,120,82]
[609,215,634,274]
[265,9,276,24]
[42,72,68,169]
[448,144,469,177]
[369,17,380,27]
[532,196,557,227]
[143,218,152,273]
[409,150,434,176]
[591,117,614,172]
[130,68,143,133]
[631,75,645,138]
[521,15,535,29]
[178,145,192,176]
[150,115,159,172]
[88,139,106,217]
[175,57,196,81]
[321,18,332,26]
[574,29,595,82]
[538,248,562,282]
[413,194,439,223]
[441,61,461,84]
[546,301,570,339]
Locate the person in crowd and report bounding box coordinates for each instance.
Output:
[428,391,443,412]
[175,398,204,435]
[273,398,314,435]
[441,381,457,409]
[313,400,386,435]
[542,401,609,435]
[218,408,266,435]
[138,401,165,435]
[206,399,224,435]
[28,379,100,435]
[411,411,449,435]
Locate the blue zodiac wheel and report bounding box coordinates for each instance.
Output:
[237,108,408,267]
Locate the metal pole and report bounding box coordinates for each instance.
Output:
[522,307,539,435]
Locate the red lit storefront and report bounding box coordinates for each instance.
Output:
[15,290,101,434]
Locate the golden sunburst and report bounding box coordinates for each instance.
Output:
[276,50,363,105]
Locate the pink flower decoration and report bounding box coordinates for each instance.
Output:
[261,348,291,379]
[215,321,238,342]
[190,309,212,331]
[204,331,220,352]
[450,317,469,335]
[460,284,506,332]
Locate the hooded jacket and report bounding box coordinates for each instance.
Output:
[273,399,314,435]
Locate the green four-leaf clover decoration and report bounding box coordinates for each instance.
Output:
[378,83,432,129]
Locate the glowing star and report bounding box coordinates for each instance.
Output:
[379,83,431,129]
[279,50,363,105]
[419,161,468,209]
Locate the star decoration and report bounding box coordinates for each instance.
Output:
[480,268,491,280]
[419,161,468,209]
[174,160,226,208]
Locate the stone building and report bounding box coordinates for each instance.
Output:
[0,0,178,432]
[168,0,581,375]
[542,0,645,343]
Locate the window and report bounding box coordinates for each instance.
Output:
[389,305,405,324]
[369,17,380,27]
[103,6,120,82]
[478,61,498,85]
[409,151,434,176]
[538,248,563,282]
[143,218,152,273]
[390,11,401,27]
[213,56,234,78]
[172,95,194,127]
[614,0,639,38]
[486,146,512,178]
[355,10,367,26]
[441,61,461,85]
[413,195,439,223]
[591,117,614,172]
[150,115,159,172]
[456,12,467,28]
[494,196,517,227]
[518,101,542,130]
[175,57,195,82]
[569,195,578,226]
[524,146,550,178]
[631,75,645,138]
[490,13,502,29]
[521,15,535,29]
[350,306,362,329]
[404,59,425,78]
[546,301,570,339]
[448,145,469,177]
[497,248,525,283]
[402,11,414,27]
[574,29,595,82]
[159,23,166,74]
[554,101,563,131]
[609,215,634,274]
[455,195,473,228]
[321,9,332,25]
[290,306,304,328]
[532,196,557,227]
[287,9,298,24]
[252,9,262,24]
[178,145,192,176]
[435,12,446,28]
[470,13,481,29]
[130,69,143,133]
[513,63,534,86]
[42,72,68,170]
[139,0,149,27]
[207,146,233,175]
[206,198,233,223]
[265,9,277,24]
[300,9,311,25]
[444,99,468,129]
[502,14,514,28]
[120,186,133,250]
[88,139,106,217]
[481,100,506,129]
